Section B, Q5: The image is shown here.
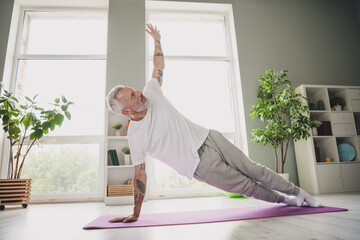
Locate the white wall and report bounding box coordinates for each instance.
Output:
[0,0,14,86]
[106,0,146,93]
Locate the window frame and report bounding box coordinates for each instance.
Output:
[2,7,107,202]
[146,1,247,199]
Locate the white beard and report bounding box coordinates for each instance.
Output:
[135,98,150,112]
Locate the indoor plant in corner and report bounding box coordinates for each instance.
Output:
[250,69,315,180]
[0,86,72,210]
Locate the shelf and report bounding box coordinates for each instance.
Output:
[330,110,352,113]
[295,85,360,194]
[316,162,339,165]
[107,165,134,169]
[313,136,333,139]
[310,110,330,113]
[105,195,133,205]
[107,136,128,140]
[339,161,360,164]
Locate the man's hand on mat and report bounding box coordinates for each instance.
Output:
[109,214,138,223]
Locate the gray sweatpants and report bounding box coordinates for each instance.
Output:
[194,130,301,203]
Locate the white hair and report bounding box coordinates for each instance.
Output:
[106,85,126,114]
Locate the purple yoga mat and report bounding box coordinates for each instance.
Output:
[83,204,347,229]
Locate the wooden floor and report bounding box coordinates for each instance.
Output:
[1,192,359,240]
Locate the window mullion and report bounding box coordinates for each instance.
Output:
[17,54,106,60]
[147,55,230,61]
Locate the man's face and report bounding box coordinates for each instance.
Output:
[116,87,149,113]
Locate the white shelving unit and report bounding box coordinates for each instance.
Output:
[104,108,134,205]
[294,85,360,194]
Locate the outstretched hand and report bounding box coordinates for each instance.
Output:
[109,214,138,223]
[145,23,161,41]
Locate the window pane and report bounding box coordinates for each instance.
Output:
[20,11,107,55]
[154,159,210,190]
[15,60,106,135]
[21,144,99,194]
[148,14,227,56]
[149,60,236,132]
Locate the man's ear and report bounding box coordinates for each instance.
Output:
[122,108,133,116]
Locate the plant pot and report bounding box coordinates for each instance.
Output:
[124,154,131,165]
[115,129,121,136]
[312,127,318,136]
[334,105,342,111]
[0,179,31,210]
[278,173,289,181]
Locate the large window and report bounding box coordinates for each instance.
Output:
[11,10,107,201]
[146,3,243,198]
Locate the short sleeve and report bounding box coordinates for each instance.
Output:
[143,78,162,95]
[128,137,146,166]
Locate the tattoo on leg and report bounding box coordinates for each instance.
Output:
[136,179,146,193]
[140,163,145,171]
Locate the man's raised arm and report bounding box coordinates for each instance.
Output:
[109,163,147,223]
[145,23,165,87]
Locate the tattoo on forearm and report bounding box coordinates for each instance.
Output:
[134,193,144,205]
[157,70,163,83]
[136,179,146,194]
[156,40,162,50]
[155,53,164,57]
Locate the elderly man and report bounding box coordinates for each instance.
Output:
[106,24,322,223]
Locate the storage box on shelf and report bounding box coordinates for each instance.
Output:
[105,108,134,205]
[294,85,360,194]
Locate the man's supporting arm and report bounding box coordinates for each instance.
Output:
[132,162,147,220]
[108,163,147,223]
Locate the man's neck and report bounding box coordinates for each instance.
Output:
[131,109,148,121]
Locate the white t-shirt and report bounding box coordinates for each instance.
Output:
[127,78,209,179]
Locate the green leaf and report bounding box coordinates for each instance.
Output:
[25,96,33,103]
[65,111,71,120]
[8,101,15,110]
[54,113,64,126]
[42,121,50,130]
[20,105,28,110]
[10,97,19,103]
[33,94,39,100]
[62,95,68,103]
[50,120,56,131]
[34,129,43,139]
[61,105,68,111]
[29,132,36,140]
[0,110,7,115]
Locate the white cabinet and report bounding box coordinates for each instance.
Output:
[316,164,343,192]
[104,108,134,205]
[294,85,360,194]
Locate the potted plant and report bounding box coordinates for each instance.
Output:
[121,146,131,165]
[112,122,123,136]
[330,96,346,111]
[0,86,72,210]
[310,119,322,136]
[250,69,316,177]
